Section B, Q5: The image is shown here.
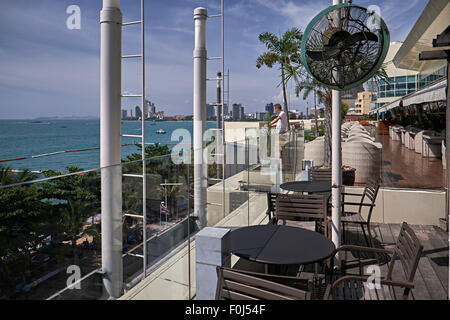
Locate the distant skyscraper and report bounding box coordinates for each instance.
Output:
[223,103,228,117]
[135,106,142,119]
[232,104,243,120]
[206,104,216,120]
[121,109,127,119]
[265,103,274,115]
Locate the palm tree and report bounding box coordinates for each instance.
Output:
[0,166,36,186]
[295,77,333,166]
[60,199,98,265]
[256,28,304,128]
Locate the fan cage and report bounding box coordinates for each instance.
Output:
[301,2,390,91]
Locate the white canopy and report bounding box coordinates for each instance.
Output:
[371,78,447,114]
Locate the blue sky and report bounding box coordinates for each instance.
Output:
[0,0,428,119]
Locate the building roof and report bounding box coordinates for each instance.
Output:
[393,0,450,72]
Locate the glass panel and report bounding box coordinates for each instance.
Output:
[395,76,406,83]
[0,167,103,300]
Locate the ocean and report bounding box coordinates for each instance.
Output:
[0,120,217,172]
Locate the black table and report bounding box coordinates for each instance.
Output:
[230,225,336,266]
[280,180,332,193]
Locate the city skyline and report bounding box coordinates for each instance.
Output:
[0,0,427,119]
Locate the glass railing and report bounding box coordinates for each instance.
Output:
[0,125,307,300]
[0,166,103,300]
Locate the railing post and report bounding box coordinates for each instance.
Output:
[100,0,123,299]
[196,227,231,300]
[193,7,208,228]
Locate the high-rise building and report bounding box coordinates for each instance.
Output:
[135,106,142,119]
[240,106,245,120]
[121,109,127,119]
[223,103,228,117]
[206,104,216,120]
[342,85,364,111]
[232,104,241,120]
[349,92,374,116]
[265,103,274,115]
[253,112,265,120]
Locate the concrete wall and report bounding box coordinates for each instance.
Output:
[344,186,445,226]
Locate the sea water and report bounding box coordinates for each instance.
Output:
[0,120,217,172]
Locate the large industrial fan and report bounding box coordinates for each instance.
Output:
[301,2,390,91]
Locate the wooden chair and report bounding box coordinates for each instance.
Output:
[216,267,313,300]
[325,222,423,300]
[341,178,380,247]
[309,167,332,181]
[266,192,278,224]
[274,194,328,237]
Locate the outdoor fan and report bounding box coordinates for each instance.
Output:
[301,2,390,91]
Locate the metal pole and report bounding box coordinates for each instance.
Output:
[446,58,449,299]
[140,0,147,279]
[217,71,222,183]
[217,72,222,130]
[100,0,123,299]
[165,180,168,226]
[193,7,208,228]
[331,0,343,252]
[314,89,319,137]
[221,0,226,220]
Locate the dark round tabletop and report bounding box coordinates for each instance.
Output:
[230,225,336,266]
[280,180,332,193]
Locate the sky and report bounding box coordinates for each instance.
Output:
[0,0,428,119]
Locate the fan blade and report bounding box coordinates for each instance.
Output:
[343,32,379,47]
[306,48,340,61]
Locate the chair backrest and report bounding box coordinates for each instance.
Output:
[267,192,277,217]
[309,167,332,181]
[275,194,327,222]
[359,178,380,217]
[386,222,423,298]
[216,267,312,300]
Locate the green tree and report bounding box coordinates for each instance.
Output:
[41,166,100,264]
[341,103,349,121]
[256,28,304,129]
[0,167,52,297]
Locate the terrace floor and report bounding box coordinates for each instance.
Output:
[341,222,448,300]
[372,127,445,189]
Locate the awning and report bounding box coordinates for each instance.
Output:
[370,78,447,114]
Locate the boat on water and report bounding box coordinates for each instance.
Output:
[155,129,166,134]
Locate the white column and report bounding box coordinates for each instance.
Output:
[331,0,343,251]
[100,0,123,299]
[193,8,208,228]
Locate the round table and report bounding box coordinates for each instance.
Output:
[280,180,332,193]
[230,225,336,266]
